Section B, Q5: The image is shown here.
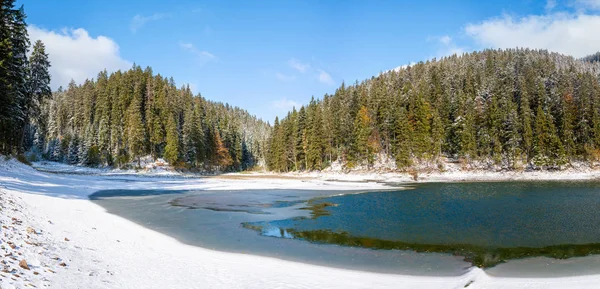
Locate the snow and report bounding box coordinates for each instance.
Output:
[1,158,600,288]
[294,158,600,183]
[32,158,180,177]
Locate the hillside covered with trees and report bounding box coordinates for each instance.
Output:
[6,1,600,174]
[0,2,269,172]
[266,49,600,172]
[40,67,270,171]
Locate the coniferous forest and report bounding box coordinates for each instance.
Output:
[0,1,51,155]
[5,2,600,173]
[43,69,270,171]
[0,1,270,172]
[266,49,600,172]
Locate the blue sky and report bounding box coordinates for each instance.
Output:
[17,0,600,123]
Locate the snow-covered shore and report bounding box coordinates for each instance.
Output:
[2,159,600,288]
[282,168,600,183]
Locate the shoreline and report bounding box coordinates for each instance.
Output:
[222,169,600,185]
[31,160,600,184]
[2,159,600,288]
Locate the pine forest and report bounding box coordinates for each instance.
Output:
[4,1,600,174]
[266,49,600,172]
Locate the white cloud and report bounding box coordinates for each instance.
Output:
[271,98,300,111]
[465,13,600,58]
[180,42,193,50]
[575,0,600,9]
[180,42,217,62]
[284,58,334,85]
[200,51,216,58]
[439,35,452,45]
[275,72,295,82]
[28,25,131,90]
[288,58,310,73]
[317,69,334,85]
[386,62,417,73]
[427,35,465,58]
[546,0,557,11]
[130,13,167,33]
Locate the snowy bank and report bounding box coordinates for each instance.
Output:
[1,158,600,288]
[276,159,600,184]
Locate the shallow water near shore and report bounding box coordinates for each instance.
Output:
[89,181,600,276]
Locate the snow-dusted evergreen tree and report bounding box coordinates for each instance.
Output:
[67,137,79,164]
[28,40,51,120]
[182,105,198,164]
[78,137,87,165]
[39,66,268,170]
[266,48,600,172]
[164,116,179,165]
[0,2,32,153]
[47,138,62,162]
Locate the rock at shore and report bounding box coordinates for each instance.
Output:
[18,260,29,270]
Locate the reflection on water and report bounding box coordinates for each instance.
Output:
[89,181,600,275]
[90,188,469,276]
[262,226,294,239]
[243,181,600,268]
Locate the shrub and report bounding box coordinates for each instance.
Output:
[16,154,31,166]
[87,145,101,167]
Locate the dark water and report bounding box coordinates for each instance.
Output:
[90,188,470,276]
[90,181,600,275]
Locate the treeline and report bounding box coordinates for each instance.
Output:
[267,48,600,172]
[582,52,600,64]
[40,66,270,171]
[0,1,52,154]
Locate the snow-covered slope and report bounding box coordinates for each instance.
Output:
[1,158,600,288]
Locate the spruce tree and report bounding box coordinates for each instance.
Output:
[351,106,371,165]
[67,137,79,164]
[127,92,145,167]
[28,40,51,121]
[164,116,179,165]
[393,106,412,168]
[306,98,324,170]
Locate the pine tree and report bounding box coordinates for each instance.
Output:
[306,98,324,170]
[533,105,566,167]
[49,138,62,162]
[430,110,444,159]
[296,107,307,170]
[67,136,79,164]
[393,106,412,168]
[10,5,30,152]
[409,86,432,160]
[502,99,521,168]
[192,100,205,165]
[456,92,477,160]
[351,106,371,165]
[182,105,197,165]
[164,115,179,165]
[519,80,534,161]
[28,40,51,122]
[78,136,87,165]
[0,2,30,153]
[559,89,576,159]
[127,92,145,167]
[487,95,503,164]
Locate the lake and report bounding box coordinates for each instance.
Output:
[90,181,600,275]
